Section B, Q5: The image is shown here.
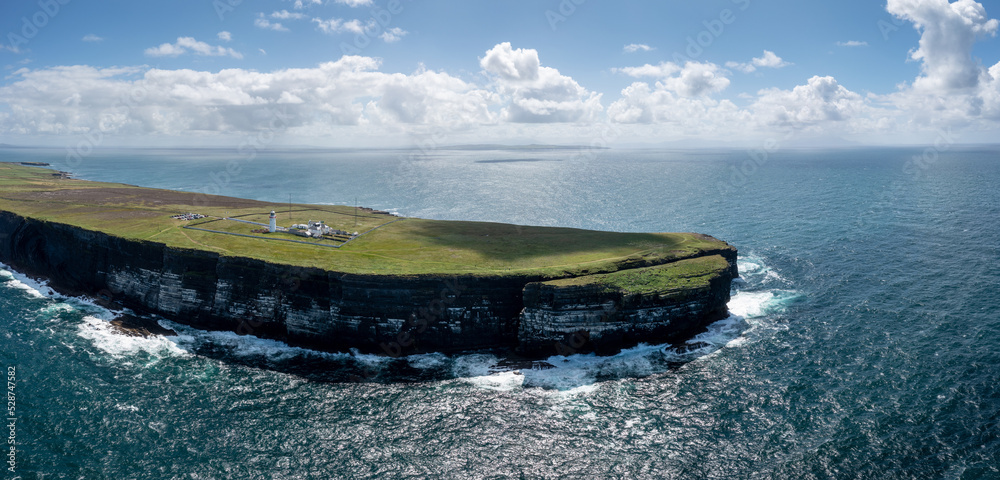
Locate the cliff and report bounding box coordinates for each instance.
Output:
[518,255,736,356]
[0,163,738,358]
[0,210,736,357]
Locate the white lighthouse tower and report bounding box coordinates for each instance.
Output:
[269,211,277,233]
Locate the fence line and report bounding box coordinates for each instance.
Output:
[182,226,344,248]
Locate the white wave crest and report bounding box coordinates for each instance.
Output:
[407,352,449,370]
[0,262,56,298]
[76,316,188,359]
[462,371,526,392]
[162,320,352,362]
[737,254,787,284]
[728,289,800,319]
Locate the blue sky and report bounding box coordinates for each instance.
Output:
[1,0,999,147]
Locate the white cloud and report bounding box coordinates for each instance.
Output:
[608,61,742,130]
[313,17,367,35]
[606,2,1000,141]
[613,62,682,78]
[259,48,267,55]
[752,75,868,128]
[342,19,368,34]
[873,0,1000,134]
[614,61,730,97]
[608,72,881,139]
[144,37,243,59]
[725,50,791,73]
[217,31,232,42]
[8,20,1000,146]
[82,34,104,43]
[754,51,791,69]
[271,9,307,20]
[255,14,289,32]
[292,0,372,7]
[981,62,1000,119]
[380,27,408,43]
[836,40,868,47]
[481,42,541,81]
[887,0,998,91]
[623,43,654,53]
[724,61,753,73]
[607,81,748,130]
[144,43,186,57]
[255,10,309,31]
[0,56,499,139]
[479,42,603,123]
[666,62,731,96]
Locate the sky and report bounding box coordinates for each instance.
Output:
[0,0,999,148]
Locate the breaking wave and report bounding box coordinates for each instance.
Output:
[1,253,799,390]
[0,261,56,298]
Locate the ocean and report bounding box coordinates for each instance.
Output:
[1,145,998,479]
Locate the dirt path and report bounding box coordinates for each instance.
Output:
[146,225,178,241]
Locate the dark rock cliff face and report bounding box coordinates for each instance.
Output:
[517,262,734,357]
[0,211,737,358]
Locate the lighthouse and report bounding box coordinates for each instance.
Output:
[269,211,277,233]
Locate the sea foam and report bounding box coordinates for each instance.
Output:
[76,315,188,359]
[0,262,56,298]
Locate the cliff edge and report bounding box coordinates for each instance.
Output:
[0,163,737,358]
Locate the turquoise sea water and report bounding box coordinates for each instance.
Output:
[1,145,999,479]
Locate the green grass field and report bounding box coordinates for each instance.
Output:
[0,162,731,277]
[540,254,730,296]
[186,208,394,246]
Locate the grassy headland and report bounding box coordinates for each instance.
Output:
[0,162,730,277]
[538,254,730,297]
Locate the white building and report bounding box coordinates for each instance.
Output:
[269,211,277,233]
[290,220,341,238]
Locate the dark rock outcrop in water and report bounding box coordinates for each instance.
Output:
[0,211,737,358]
